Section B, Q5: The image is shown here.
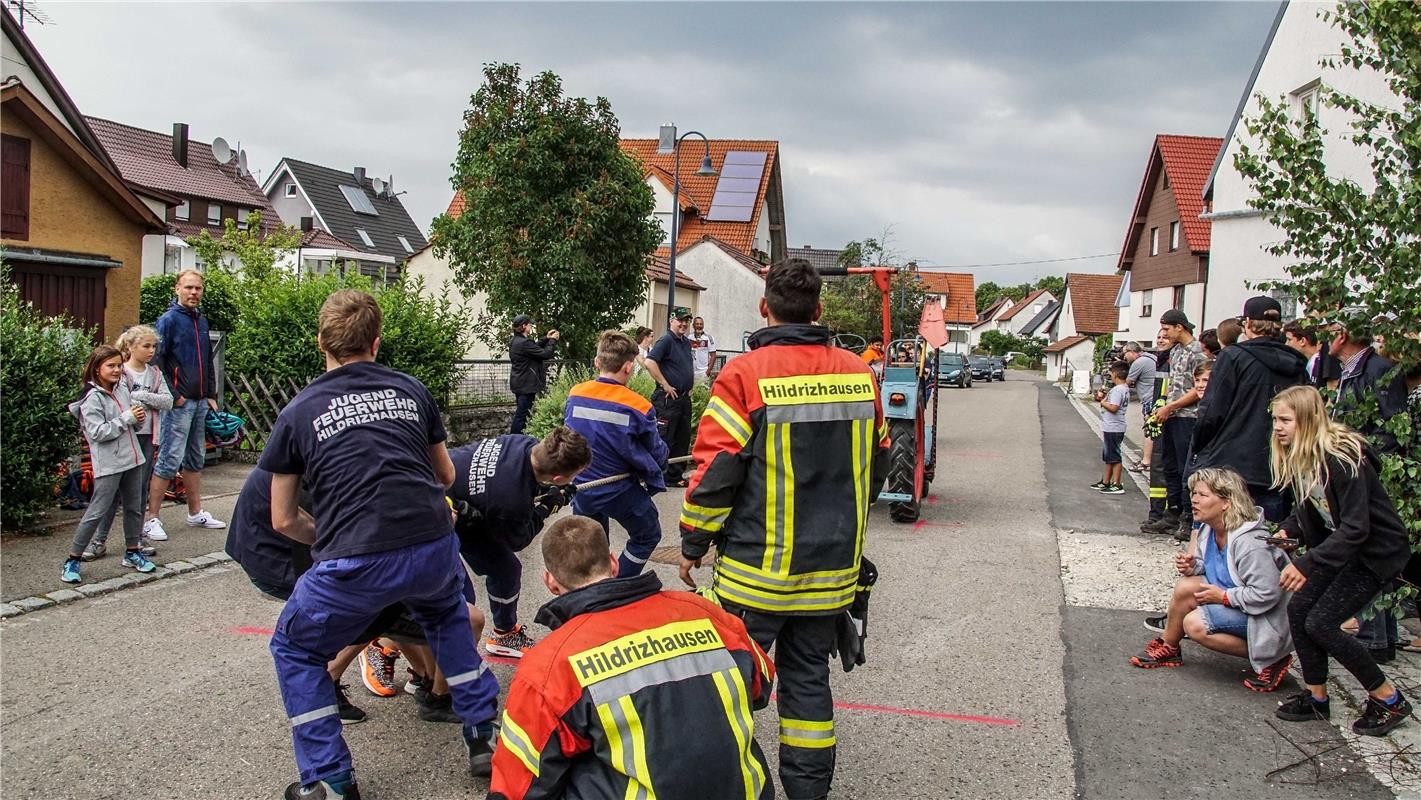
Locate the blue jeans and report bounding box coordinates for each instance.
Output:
[510,393,536,435]
[573,486,664,577]
[154,401,207,479]
[270,533,499,785]
[1201,602,1250,639]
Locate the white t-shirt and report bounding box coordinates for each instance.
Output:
[689,331,717,377]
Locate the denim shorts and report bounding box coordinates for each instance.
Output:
[154,401,207,479]
[1101,431,1125,465]
[1201,602,1249,639]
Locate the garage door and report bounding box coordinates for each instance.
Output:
[8,260,107,336]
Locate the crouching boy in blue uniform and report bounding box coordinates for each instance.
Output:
[564,330,669,576]
[261,290,500,799]
[448,427,591,658]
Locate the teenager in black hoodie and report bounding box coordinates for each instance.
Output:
[1189,297,1308,521]
[1270,386,1412,737]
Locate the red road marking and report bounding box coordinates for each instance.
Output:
[770,694,1017,727]
[232,626,275,636]
[913,520,964,531]
[482,653,522,666]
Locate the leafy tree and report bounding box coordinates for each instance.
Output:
[1234,2,1418,573]
[977,329,1047,365]
[431,63,661,358]
[820,230,925,343]
[975,281,1002,311]
[1034,275,1066,297]
[139,267,242,332]
[187,211,301,284]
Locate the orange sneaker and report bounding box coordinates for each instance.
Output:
[485,625,537,658]
[358,642,399,697]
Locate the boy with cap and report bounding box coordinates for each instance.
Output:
[644,307,696,486]
[564,330,669,576]
[262,290,501,798]
[1151,308,1208,540]
[508,314,560,435]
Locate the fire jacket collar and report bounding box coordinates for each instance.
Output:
[747,323,830,350]
[534,571,663,631]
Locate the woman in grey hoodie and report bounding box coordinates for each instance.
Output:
[1130,467,1294,692]
[61,346,158,584]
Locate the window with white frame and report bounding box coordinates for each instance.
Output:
[397,235,413,253]
[1149,227,1159,256]
[175,199,190,221]
[207,202,221,225]
[236,208,250,230]
[1141,288,1154,318]
[355,228,375,248]
[1169,221,1180,251]
[1173,285,1186,310]
[284,183,297,198]
[1292,80,1321,122]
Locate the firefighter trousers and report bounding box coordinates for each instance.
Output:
[729,605,838,800]
[270,533,500,785]
[572,487,663,577]
[459,533,523,632]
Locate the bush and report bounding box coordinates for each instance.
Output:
[375,276,475,404]
[1,273,92,530]
[139,268,242,332]
[525,365,711,455]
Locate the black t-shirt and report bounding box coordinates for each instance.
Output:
[449,435,543,551]
[648,330,694,393]
[225,467,314,593]
[258,360,450,562]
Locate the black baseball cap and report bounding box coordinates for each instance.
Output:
[1159,308,1194,330]
[671,306,693,320]
[512,314,534,329]
[1241,296,1283,321]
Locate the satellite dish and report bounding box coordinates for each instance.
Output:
[371,177,386,197]
[237,149,248,176]
[211,137,233,165]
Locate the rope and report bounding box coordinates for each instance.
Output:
[573,456,696,490]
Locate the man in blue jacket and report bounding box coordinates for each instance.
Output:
[565,330,669,577]
[145,269,224,541]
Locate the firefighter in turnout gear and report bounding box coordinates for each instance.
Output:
[489,516,775,800]
[679,259,889,800]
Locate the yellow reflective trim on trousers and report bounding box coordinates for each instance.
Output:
[704,397,751,447]
[779,422,796,576]
[498,711,542,778]
[780,718,836,749]
[680,502,730,532]
[1149,487,1166,498]
[620,696,656,800]
[714,576,855,613]
[711,669,766,800]
[717,556,858,591]
[763,422,780,573]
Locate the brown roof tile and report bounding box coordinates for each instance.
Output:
[647,254,705,291]
[916,272,977,323]
[1044,334,1092,353]
[1158,135,1222,252]
[1065,272,1124,335]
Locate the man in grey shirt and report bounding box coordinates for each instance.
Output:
[1124,343,1155,410]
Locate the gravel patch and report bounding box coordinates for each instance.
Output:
[1058,528,1182,612]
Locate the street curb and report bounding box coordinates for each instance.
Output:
[0,551,234,619]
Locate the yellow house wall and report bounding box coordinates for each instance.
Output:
[0,114,146,340]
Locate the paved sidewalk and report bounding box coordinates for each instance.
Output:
[1,460,253,602]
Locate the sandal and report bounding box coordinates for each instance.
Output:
[1399,640,1421,654]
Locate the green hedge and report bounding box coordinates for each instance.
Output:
[1,273,92,530]
[526,367,711,445]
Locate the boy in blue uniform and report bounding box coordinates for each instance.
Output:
[261,290,500,799]
[449,427,591,658]
[564,330,669,576]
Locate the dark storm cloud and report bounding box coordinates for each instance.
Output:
[27,1,1281,284]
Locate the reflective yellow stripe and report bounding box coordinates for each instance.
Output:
[498,711,542,778]
[680,502,731,532]
[620,696,656,799]
[763,422,780,573]
[779,422,796,576]
[596,703,629,793]
[1149,487,1166,498]
[717,556,858,591]
[713,576,855,613]
[711,669,766,800]
[780,717,836,749]
[704,396,751,447]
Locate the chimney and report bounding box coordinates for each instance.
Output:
[353,167,366,185]
[172,123,189,168]
[300,217,314,232]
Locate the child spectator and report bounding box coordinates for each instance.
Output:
[633,326,655,376]
[1092,361,1130,495]
[1217,317,1244,349]
[84,326,171,561]
[1193,360,1214,402]
[1200,328,1222,358]
[61,346,158,583]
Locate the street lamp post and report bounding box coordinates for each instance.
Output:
[658,123,716,318]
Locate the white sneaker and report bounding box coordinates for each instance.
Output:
[186,510,226,529]
[143,517,169,541]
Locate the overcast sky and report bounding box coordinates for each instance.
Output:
[27,1,1282,285]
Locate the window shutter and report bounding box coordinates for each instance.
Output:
[1,134,31,240]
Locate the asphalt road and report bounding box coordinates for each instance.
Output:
[3,371,1391,799]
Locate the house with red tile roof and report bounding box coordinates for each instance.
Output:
[914,270,976,348]
[1114,134,1222,344]
[1045,272,1124,382]
[86,116,287,278]
[970,288,1058,347]
[1,6,166,339]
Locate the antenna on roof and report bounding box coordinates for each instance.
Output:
[371,177,386,197]
[211,137,233,166]
[8,0,53,30]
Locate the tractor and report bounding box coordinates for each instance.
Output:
[821,266,945,523]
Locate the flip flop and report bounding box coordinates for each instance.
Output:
[1399,641,1421,654]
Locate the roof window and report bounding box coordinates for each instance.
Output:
[340,185,379,216]
[356,228,375,248]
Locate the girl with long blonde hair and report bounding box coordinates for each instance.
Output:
[1269,385,1411,737]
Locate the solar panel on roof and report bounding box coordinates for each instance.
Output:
[706,151,768,222]
[340,185,379,216]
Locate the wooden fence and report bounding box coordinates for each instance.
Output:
[223,372,312,453]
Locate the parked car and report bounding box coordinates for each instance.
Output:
[938,352,972,388]
[990,357,1006,381]
[969,355,993,382]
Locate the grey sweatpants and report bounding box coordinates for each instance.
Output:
[92,435,152,546]
[70,466,144,554]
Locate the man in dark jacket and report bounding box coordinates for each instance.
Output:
[1189,296,1308,521]
[508,314,559,434]
[644,307,695,486]
[1330,318,1408,455]
[146,269,224,540]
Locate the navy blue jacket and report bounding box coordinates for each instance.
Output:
[1335,348,1408,454]
[564,377,668,503]
[154,299,216,400]
[449,435,545,551]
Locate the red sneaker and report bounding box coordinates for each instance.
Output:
[1130,637,1183,668]
[1243,653,1292,692]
